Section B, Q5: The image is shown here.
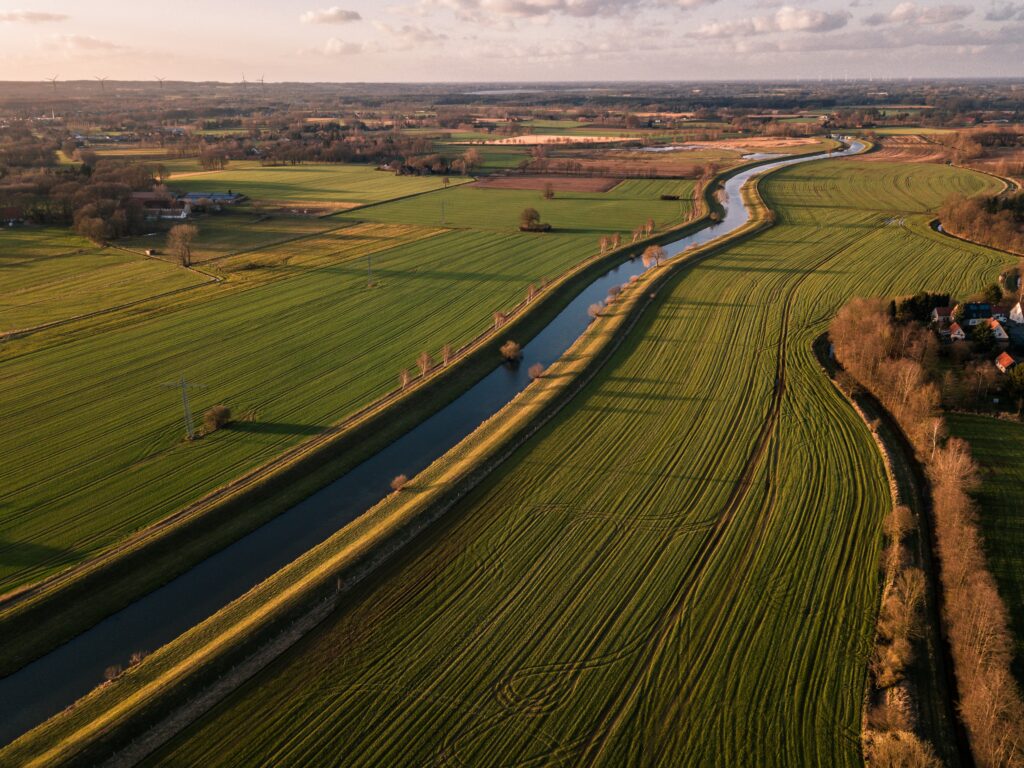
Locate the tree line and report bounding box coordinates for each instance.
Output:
[831,297,1024,768]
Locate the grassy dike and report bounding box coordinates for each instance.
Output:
[0,146,768,679]
[0,163,783,768]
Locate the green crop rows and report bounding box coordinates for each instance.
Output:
[150,160,1007,767]
[168,161,470,204]
[0,218,601,593]
[948,413,1024,678]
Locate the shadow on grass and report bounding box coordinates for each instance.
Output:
[230,422,326,436]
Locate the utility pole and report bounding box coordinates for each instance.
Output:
[163,376,204,440]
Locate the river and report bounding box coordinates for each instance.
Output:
[0,138,863,747]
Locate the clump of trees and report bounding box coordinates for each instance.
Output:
[940,192,1024,255]
[519,207,551,232]
[831,297,1024,768]
[203,405,231,434]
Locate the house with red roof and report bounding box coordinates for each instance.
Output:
[996,352,1017,373]
[987,317,1009,343]
[949,322,966,342]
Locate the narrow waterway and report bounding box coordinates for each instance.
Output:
[0,140,863,747]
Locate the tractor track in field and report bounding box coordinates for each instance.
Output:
[576,232,851,764]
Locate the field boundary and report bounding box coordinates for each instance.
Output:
[815,336,970,767]
[0,154,731,676]
[0,155,790,768]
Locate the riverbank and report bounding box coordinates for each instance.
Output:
[0,150,811,768]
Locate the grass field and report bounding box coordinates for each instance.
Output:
[339,179,696,234]
[121,212,339,264]
[0,228,210,331]
[148,160,1007,766]
[168,162,469,205]
[947,413,1024,678]
[0,221,603,594]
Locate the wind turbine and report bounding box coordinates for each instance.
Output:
[258,74,265,92]
[155,76,166,89]
[45,75,58,92]
[241,73,248,90]
[95,76,108,92]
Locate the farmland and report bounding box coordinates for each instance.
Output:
[947,414,1024,677]
[338,178,696,233]
[167,162,470,205]
[148,160,1007,766]
[0,219,608,594]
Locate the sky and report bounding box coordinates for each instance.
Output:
[0,0,1022,82]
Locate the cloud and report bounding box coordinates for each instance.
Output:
[372,21,449,48]
[863,1,973,24]
[0,10,68,23]
[300,6,362,23]
[422,0,715,21]
[323,37,364,54]
[52,34,127,51]
[694,5,850,36]
[985,0,1024,18]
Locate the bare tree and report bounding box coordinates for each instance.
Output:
[528,362,545,379]
[441,344,453,365]
[417,351,434,376]
[390,474,408,492]
[168,223,198,267]
[399,369,411,390]
[500,340,521,362]
[642,245,667,268]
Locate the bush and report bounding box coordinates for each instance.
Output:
[500,340,522,362]
[203,405,231,434]
[390,474,408,492]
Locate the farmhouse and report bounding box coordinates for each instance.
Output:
[931,306,952,325]
[131,192,191,221]
[954,302,992,326]
[987,317,1010,343]
[996,351,1017,373]
[180,191,247,205]
[949,322,967,341]
[1011,301,1024,325]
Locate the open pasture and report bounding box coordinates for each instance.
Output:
[947,413,1024,677]
[0,225,599,594]
[121,212,340,264]
[0,228,207,331]
[149,160,1007,766]
[340,179,696,234]
[168,162,470,205]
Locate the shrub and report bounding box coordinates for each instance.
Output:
[500,340,522,362]
[390,474,408,492]
[203,405,231,434]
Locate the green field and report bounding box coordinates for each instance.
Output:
[947,413,1024,676]
[149,160,1007,766]
[168,162,470,205]
[122,212,338,264]
[0,219,604,593]
[0,229,210,331]
[339,179,696,234]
